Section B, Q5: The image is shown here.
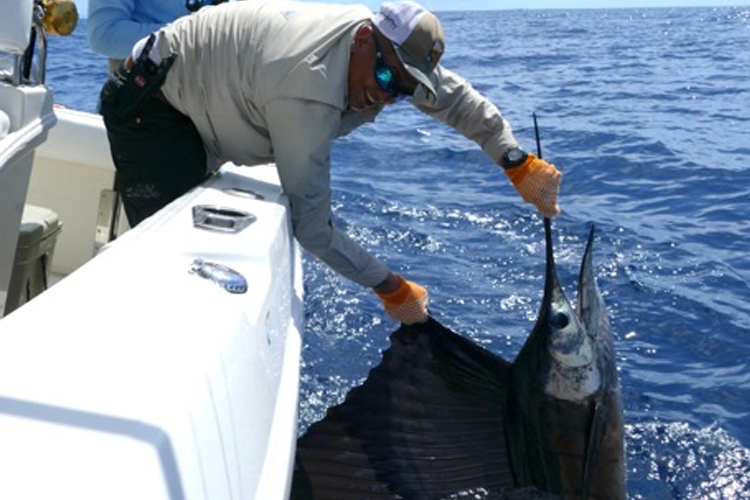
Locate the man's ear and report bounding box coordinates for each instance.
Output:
[353,23,374,50]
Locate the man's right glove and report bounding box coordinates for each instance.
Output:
[504,153,562,219]
[375,275,429,325]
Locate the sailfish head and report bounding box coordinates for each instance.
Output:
[522,219,613,402]
[534,219,601,400]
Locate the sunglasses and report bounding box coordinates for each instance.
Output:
[373,37,411,101]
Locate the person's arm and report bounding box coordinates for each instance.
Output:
[265,98,429,323]
[411,65,517,164]
[265,98,391,288]
[411,65,561,218]
[87,0,176,59]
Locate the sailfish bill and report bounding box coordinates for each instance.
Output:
[291,221,626,500]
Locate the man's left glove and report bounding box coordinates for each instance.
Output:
[504,154,562,219]
[375,275,429,325]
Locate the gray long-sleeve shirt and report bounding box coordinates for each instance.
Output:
[157,0,518,288]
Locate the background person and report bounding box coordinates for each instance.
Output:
[87,0,188,73]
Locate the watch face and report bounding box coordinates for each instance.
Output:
[502,147,528,169]
[508,148,525,163]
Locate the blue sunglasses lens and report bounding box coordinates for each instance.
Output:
[375,64,398,94]
[373,50,409,101]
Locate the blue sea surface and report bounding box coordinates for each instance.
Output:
[48,7,750,499]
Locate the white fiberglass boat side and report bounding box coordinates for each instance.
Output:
[0,160,304,500]
[27,107,122,276]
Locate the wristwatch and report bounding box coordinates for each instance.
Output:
[501,146,529,170]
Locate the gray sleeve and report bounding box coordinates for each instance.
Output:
[264,98,391,288]
[410,65,519,164]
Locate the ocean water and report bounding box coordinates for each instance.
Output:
[47,8,750,499]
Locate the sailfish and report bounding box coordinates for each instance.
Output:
[290,219,627,500]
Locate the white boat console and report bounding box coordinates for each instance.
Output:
[0,0,56,315]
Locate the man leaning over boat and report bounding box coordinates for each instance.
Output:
[97,0,562,325]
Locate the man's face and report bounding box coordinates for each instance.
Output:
[348,25,417,113]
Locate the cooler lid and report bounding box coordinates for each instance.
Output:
[16,204,62,250]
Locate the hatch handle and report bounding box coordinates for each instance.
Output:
[192,205,256,233]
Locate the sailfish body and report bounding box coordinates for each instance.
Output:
[291,222,626,500]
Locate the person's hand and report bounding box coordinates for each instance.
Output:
[504,154,561,218]
[374,274,429,325]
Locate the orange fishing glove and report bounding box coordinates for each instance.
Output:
[375,275,429,325]
[504,154,562,219]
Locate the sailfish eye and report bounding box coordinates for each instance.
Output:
[551,312,570,329]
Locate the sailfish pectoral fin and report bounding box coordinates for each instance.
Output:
[291,317,516,500]
[580,396,609,500]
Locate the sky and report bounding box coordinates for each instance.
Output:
[71,0,750,18]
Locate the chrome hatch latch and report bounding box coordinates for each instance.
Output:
[192,205,256,233]
[189,259,248,294]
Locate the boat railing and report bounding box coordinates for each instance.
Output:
[24,1,49,86]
